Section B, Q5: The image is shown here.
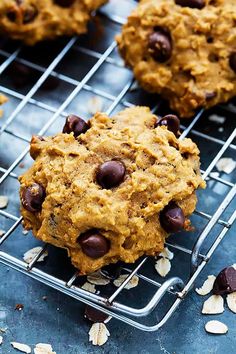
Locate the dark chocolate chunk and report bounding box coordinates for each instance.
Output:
[160,202,185,233]
[78,230,110,259]
[156,114,180,136]
[53,0,76,7]
[229,52,236,73]
[213,266,236,295]
[63,115,89,137]
[84,305,109,323]
[148,29,172,63]
[21,183,46,212]
[175,0,205,9]
[96,160,126,189]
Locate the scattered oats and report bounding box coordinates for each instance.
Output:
[113,274,139,289]
[0,230,5,237]
[22,229,29,235]
[0,196,8,209]
[130,80,139,91]
[0,336,2,345]
[226,292,236,313]
[218,127,224,133]
[195,275,216,296]
[155,258,171,277]
[81,282,97,294]
[87,96,103,115]
[11,342,31,353]
[23,247,48,264]
[216,157,236,174]
[15,303,24,311]
[205,320,228,335]
[89,323,110,346]
[159,247,174,260]
[87,271,110,286]
[208,114,225,124]
[202,295,224,314]
[34,343,56,354]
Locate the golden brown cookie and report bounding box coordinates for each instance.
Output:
[0,0,107,45]
[0,93,8,117]
[117,0,236,118]
[19,107,205,275]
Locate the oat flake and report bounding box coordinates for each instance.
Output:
[0,336,2,345]
[11,342,31,353]
[81,282,97,294]
[89,323,110,346]
[216,158,236,174]
[34,343,56,354]
[0,196,8,209]
[208,114,226,124]
[205,320,228,334]
[202,295,224,314]
[195,275,216,296]
[113,274,139,289]
[87,271,110,286]
[23,247,48,264]
[226,292,236,313]
[159,247,174,260]
[155,258,171,277]
[87,96,103,115]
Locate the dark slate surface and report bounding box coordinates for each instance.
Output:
[0,1,235,353]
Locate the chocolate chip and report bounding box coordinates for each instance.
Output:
[100,263,121,280]
[63,115,89,137]
[78,230,110,258]
[229,52,236,73]
[96,160,126,189]
[84,305,109,323]
[156,114,180,136]
[23,5,38,24]
[160,202,185,233]
[213,266,236,295]
[53,0,76,7]
[21,183,46,213]
[175,0,205,9]
[148,29,172,63]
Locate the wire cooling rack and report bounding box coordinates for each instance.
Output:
[0,0,235,332]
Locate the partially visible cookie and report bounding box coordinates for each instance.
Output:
[117,0,236,117]
[0,93,8,117]
[19,107,205,274]
[0,0,107,45]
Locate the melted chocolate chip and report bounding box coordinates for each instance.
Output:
[84,305,109,323]
[213,266,236,295]
[21,183,46,212]
[96,160,126,189]
[148,29,172,62]
[53,0,76,7]
[156,114,180,136]
[100,263,121,280]
[23,5,38,24]
[175,0,205,9]
[160,202,185,233]
[63,115,89,137]
[78,230,110,259]
[229,52,236,73]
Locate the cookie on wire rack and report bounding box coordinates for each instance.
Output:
[19,106,205,275]
[0,0,107,45]
[117,0,236,118]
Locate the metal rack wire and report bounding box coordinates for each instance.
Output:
[0,1,235,332]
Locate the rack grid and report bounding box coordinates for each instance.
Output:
[0,0,235,332]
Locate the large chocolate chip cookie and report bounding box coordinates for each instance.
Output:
[19,106,205,274]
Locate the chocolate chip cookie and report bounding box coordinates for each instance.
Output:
[117,0,236,117]
[0,0,107,45]
[19,107,205,274]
